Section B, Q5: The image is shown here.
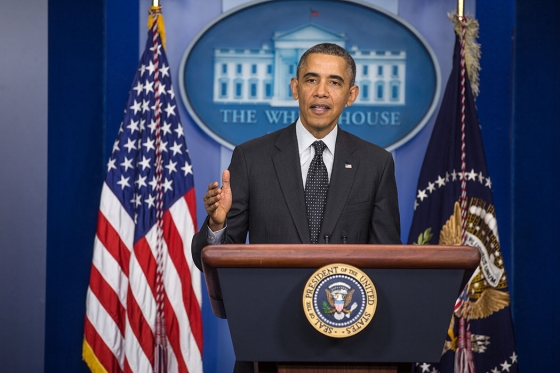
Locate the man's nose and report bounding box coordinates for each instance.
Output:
[314,81,329,97]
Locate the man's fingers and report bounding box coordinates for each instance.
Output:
[206,200,218,212]
[205,187,220,199]
[204,179,223,201]
[221,170,231,190]
[205,192,222,206]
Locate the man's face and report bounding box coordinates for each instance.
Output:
[290,53,358,139]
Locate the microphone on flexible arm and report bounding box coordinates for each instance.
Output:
[341,230,348,244]
[323,234,331,244]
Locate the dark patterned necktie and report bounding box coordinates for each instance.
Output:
[305,140,329,244]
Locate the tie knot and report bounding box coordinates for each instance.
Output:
[312,140,327,155]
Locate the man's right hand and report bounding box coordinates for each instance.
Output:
[203,170,232,232]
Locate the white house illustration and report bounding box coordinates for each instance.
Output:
[213,24,406,106]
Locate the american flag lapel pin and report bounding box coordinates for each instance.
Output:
[345,163,352,169]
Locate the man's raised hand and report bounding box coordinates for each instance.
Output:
[203,170,232,231]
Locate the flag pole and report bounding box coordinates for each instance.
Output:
[457,0,464,18]
[148,1,166,49]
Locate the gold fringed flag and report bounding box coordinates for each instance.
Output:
[409,13,517,373]
[83,6,203,373]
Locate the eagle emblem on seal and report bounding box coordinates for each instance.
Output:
[323,282,358,320]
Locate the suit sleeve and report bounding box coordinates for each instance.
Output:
[191,216,213,272]
[191,145,250,272]
[369,153,401,244]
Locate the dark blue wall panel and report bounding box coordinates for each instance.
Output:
[106,2,140,157]
[477,2,515,280]
[46,1,104,371]
[46,1,138,372]
[513,0,560,371]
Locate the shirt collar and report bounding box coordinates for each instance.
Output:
[296,118,338,156]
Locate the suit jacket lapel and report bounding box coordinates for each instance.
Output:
[272,123,310,244]
[321,129,359,238]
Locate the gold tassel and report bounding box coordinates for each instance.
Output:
[449,12,481,99]
[148,5,167,50]
[82,339,109,373]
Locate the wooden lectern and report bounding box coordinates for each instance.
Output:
[201,245,480,373]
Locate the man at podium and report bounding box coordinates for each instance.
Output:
[192,42,402,373]
[192,42,401,271]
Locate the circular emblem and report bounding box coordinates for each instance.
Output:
[302,263,377,338]
[179,0,440,151]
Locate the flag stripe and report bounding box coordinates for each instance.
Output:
[88,263,127,336]
[84,318,124,373]
[99,182,134,255]
[96,209,132,279]
[163,296,189,373]
[168,196,203,336]
[133,234,159,297]
[183,189,198,236]
[124,357,133,373]
[174,191,202,305]
[127,247,157,363]
[163,205,203,369]
[85,289,125,371]
[124,315,154,373]
[92,234,128,307]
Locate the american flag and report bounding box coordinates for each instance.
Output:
[83,8,203,373]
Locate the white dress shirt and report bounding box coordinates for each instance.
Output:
[296,118,336,188]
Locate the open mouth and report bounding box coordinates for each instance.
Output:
[310,104,330,114]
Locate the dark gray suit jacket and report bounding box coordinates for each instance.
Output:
[192,122,401,271]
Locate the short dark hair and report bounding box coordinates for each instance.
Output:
[296,43,356,86]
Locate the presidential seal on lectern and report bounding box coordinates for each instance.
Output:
[303,263,377,338]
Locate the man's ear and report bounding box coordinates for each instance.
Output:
[346,85,359,107]
[290,77,299,100]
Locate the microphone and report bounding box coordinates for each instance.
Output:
[341,231,348,244]
[324,234,331,244]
